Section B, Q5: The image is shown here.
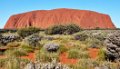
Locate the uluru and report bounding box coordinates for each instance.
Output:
[4,8,116,29]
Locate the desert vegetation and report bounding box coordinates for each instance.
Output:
[0,24,120,69]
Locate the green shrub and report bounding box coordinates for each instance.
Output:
[64,24,81,34]
[17,27,40,38]
[68,49,79,59]
[74,32,88,41]
[24,34,41,47]
[45,24,81,35]
[45,25,65,35]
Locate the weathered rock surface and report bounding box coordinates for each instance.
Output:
[4,8,115,29]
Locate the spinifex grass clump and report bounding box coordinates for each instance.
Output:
[4,48,27,57]
[68,48,80,59]
[20,44,34,53]
[35,48,59,62]
[0,57,30,69]
[97,48,106,61]
[68,48,89,59]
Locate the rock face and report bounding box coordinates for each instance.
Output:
[4,8,115,29]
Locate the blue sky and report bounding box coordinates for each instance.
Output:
[0,0,120,28]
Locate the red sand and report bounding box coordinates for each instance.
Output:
[88,48,99,59]
[21,53,35,62]
[60,52,78,64]
[0,48,99,64]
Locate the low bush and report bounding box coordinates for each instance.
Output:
[45,24,81,35]
[17,27,40,38]
[64,24,81,34]
[74,32,88,41]
[0,34,20,45]
[79,51,89,59]
[43,42,60,52]
[24,34,42,47]
[45,25,65,35]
